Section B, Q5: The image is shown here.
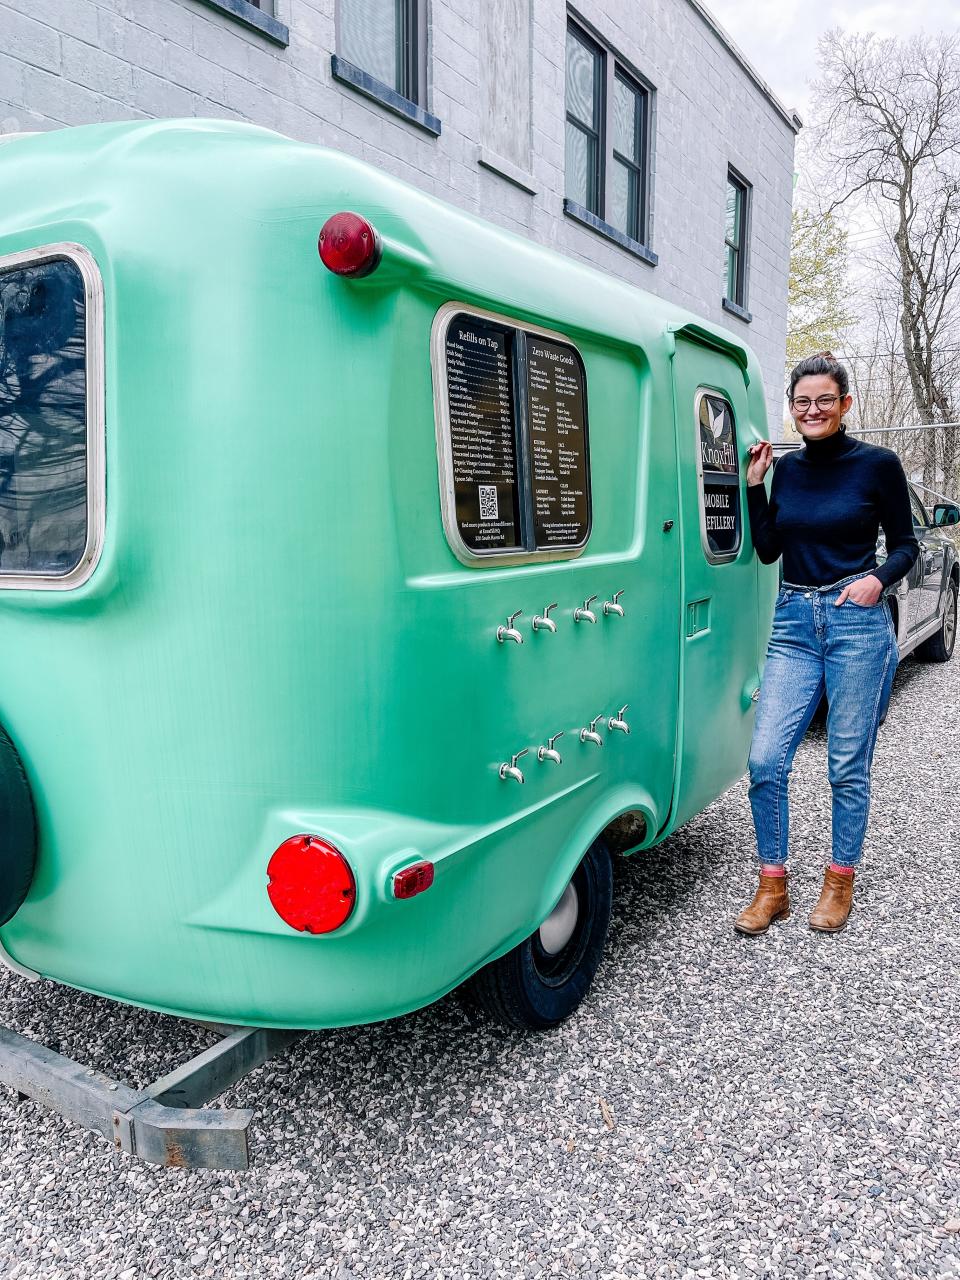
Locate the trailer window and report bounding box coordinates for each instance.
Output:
[0,247,103,588]
[695,389,741,563]
[432,304,592,565]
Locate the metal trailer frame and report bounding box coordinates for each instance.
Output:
[0,1022,306,1169]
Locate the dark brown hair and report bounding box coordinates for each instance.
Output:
[787,351,850,400]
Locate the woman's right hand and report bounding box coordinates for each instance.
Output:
[746,441,773,487]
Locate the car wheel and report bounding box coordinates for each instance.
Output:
[915,577,958,663]
[466,838,613,1030]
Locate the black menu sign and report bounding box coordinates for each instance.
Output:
[527,339,590,548]
[698,393,741,557]
[445,318,521,551]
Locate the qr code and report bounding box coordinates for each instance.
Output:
[478,485,499,521]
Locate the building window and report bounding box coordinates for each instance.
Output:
[565,25,603,215]
[339,0,423,105]
[564,20,652,255]
[724,168,751,310]
[195,0,288,44]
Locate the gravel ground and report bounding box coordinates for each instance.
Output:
[1,654,959,1280]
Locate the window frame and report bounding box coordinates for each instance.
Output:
[195,0,289,46]
[610,70,648,245]
[564,23,604,218]
[694,387,742,566]
[0,242,105,592]
[564,14,654,258]
[334,0,429,116]
[430,301,592,569]
[724,166,752,313]
[908,485,930,528]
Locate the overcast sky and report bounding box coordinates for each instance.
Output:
[705,0,960,119]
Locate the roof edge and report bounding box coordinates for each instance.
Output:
[684,0,803,134]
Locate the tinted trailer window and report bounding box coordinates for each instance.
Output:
[0,249,103,588]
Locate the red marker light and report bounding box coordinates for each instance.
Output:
[267,835,356,934]
[392,861,435,900]
[318,211,383,278]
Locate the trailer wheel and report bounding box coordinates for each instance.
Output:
[467,838,613,1030]
[0,724,37,926]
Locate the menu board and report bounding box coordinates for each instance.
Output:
[527,339,590,549]
[698,392,741,557]
[445,318,521,551]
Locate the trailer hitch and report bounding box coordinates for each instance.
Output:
[0,1023,306,1169]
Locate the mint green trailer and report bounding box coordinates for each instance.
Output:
[0,120,775,1036]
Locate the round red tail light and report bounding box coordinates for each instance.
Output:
[318,211,383,278]
[267,835,356,934]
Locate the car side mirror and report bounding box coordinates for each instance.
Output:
[933,503,960,527]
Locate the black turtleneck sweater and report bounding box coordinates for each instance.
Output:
[746,431,919,589]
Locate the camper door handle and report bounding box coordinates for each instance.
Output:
[603,591,625,618]
[579,715,604,747]
[574,595,598,624]
[538,731,565,765]
[499,748,529,784]
[532,603,558,633]
[497,610,524,644]
[608,705,630,734]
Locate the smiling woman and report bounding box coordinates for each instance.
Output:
[736,350,919,937]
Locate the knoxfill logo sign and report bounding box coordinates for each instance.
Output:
[698,393,741,556]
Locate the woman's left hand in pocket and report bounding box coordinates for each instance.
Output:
[835,574,884,607]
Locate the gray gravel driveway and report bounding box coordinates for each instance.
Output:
[0,653,958,1280]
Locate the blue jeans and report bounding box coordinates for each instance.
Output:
[748,574,899,868]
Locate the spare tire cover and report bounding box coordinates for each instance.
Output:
[0,724,37,926]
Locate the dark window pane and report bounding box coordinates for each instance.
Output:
[613,75,639,161]
[726,244,738,301]
[0,259,88,576]
[340,0,400,91]
[565,121,598,212]
[566,27,599,130]
[609,157,637,239]
[725,179,741,248]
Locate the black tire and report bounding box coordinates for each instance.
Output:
[0,723,38,926]
[915,578,958,663]
[466,838,613,1030]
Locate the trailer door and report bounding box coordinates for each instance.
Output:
[425,304,682,844]
[668,332,762,829]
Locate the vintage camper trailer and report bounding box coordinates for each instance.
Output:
[0,121,776,1047]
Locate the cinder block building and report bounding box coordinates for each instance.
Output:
[0,0,799,425]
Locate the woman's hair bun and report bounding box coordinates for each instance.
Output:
[787,350,849,398]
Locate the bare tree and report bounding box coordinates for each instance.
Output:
[813,31,960,491]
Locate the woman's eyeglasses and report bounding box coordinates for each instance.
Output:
[789,394,841,413]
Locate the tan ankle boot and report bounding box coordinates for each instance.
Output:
[734,871,790,936]
[808,868,855,932]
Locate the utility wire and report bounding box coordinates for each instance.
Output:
[848,422,960,435]
[834,347,960,359]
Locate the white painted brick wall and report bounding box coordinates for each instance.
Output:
[0,0,797,426]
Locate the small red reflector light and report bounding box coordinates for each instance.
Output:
[393,861,435,900]
[318,211,383,278]
[267,835,356,934]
